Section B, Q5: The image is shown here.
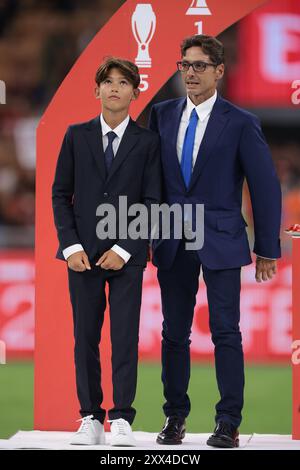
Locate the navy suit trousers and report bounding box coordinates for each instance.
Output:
[157,239,244,428]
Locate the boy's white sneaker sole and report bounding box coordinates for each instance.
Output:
[108,418,137,447]
[110,434,137,447]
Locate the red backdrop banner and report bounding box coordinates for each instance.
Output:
[35,0,270,431]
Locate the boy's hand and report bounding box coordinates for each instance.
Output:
[255,256,277,282]
[67,250,91,272]
[96,250,125,270]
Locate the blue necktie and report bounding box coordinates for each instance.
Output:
[104,131,117,174]
[181,108,199,188]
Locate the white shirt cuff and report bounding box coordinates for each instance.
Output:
[62,244,84,260]
[255,254,277,260]
[111,244,131,263]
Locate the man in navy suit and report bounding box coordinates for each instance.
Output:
[149,35,281,448]
[52,58,161,446]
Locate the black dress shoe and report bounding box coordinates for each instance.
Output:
[156,416,186,445]
[207,421,239,448]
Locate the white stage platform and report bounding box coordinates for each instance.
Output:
[0,431,300,450]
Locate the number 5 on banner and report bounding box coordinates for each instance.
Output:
[139,74,149,92]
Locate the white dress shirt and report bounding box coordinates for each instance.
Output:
[62,114,131,263]
[176,91,217,167]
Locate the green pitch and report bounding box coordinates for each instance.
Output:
[0,362,291,439]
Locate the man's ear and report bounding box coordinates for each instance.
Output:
[216,64,225,80]
[131,88,140,101]
[95,85,101,99]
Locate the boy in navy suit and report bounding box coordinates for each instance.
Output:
[52,57,161,446]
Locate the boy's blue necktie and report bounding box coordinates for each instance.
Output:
[104,131,117,174]
[181,108,199,188]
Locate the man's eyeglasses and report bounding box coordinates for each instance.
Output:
[176,60,217,73]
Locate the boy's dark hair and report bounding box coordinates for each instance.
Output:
[180,35,225,65]
[95,57,140,89]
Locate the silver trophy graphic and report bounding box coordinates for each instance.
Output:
[132,4,156,68]
[186,0,211,15]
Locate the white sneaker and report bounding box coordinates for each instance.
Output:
[70,415,106,445]
[108,418,137,447]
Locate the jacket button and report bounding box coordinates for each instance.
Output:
[103,192,109,197]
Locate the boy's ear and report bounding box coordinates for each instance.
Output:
[132,88,140,101]
[95,85,101,99]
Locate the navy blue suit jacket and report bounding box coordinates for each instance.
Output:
[149,94,281,270]
[52,116,162,266]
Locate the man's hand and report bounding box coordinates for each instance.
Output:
[67,250,91,272]
[255,256,277,283]
[96,250,125,270]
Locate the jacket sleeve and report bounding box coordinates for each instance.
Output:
[52,126,81,251]
[239,115,281,259]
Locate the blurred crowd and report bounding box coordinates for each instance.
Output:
[0,0,124,246]
[0,0,299,254]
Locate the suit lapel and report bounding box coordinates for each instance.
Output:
[188,95,230,192]
[83,116,140,183]
[164,98,187,189]
[84,116,106,182]
[106,118,140,185]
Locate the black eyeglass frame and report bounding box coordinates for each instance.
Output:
[176,60,218,72]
